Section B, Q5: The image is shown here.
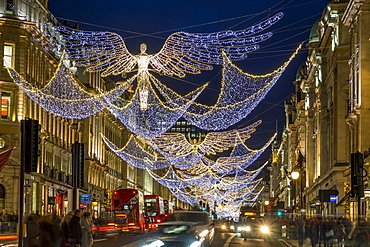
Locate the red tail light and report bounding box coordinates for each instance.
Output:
[156,219,161,223]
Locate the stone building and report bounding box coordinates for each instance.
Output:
[0,0,181,218]
[343,0,370,220]
[271,0,352,218]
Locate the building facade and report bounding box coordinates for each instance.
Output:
[271,0,352,218]
[0,0,182,219]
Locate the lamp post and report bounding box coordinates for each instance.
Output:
[291,171,300,217]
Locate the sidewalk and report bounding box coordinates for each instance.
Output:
[282,238,311,247]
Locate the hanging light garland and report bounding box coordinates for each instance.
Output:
[161,44,303,130]
[106,73,209,139]
[16,14,302,139]
[53,12,283,77]
[146,161,266,190]
[101,130,275,173]
[6,52,134,119]
[13,10,288,210]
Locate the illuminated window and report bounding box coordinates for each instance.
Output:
[3,44,14,68]
[5,0,14,15]
[1,92,11,120]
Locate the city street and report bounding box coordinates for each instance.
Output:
[89,232,293,247]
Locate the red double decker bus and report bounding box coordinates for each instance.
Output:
[111,188,145,234]
[144,195,165,223]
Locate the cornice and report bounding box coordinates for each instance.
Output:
[343,0,365,26]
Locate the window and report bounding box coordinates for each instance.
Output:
[1,92,11,120]
[5,0,14,15]
[3,44,14,68]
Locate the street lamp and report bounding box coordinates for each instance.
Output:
[291,171,300,180]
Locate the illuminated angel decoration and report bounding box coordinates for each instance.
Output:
[56,12,283,77]
[18,13,303,137]
[101,124,275,173]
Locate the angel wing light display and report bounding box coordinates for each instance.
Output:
[12,10,296,220]
[56,13,283,77]
[17,12,291,138]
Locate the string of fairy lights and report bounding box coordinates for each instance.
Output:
[7,8,303,219]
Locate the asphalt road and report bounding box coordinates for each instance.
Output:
[91,232,292,247]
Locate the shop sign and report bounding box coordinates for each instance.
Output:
[80,194,92,203]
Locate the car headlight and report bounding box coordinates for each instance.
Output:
[189,241,202,247]
[260,225,269,234]
[142,240,165,247]
[230,225,235,230]
[244,226,251,231]
[221,225,226,229]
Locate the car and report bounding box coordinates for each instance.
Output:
[92,222,121,238]
[169,211,214,247]
[214,220,236,233]
[239,218,278,241]
[142,222,208,247]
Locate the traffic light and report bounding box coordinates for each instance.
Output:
[22,119,41,173]
[350,152,364,198]
[72,142,84,188]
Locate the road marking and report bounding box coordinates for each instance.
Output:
[93,239,107,242]
[223,234,236,247]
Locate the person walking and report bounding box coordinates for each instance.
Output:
[37,216,58,247]
[322,217,334,247]
[309,218,320,247]
[297,217,306,247]
[60,212,73,247]
[334,220,345,247]
[80,212,93,247]
[25,214,39,247]
[68,209,82,247]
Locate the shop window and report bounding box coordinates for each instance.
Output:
[3,43,14,68]
[1,92,11,120]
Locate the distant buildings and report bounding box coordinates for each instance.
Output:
[270,0,370,221]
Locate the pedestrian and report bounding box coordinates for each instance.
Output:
[80,212,93,247]
[68,209,82,247]
[334,220,345,247]
[10,210,18,233]
[25,214,39,247]
[1,209,10,233]
[51,213,62,247]
[309,218,320,247]
[297,217,306,247]
[59,212,73,247]
[340,217,353,243]
[323,217,334,247]
[38,215,58,247]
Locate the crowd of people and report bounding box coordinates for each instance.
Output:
[24,209,94,247]
[0,209,18,233]
[295,216,353,247]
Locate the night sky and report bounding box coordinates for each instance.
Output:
[48,0,330,166]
